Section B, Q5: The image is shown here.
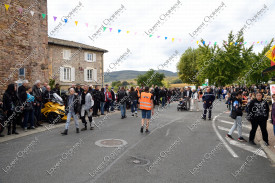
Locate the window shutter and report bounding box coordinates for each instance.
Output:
[63,50,66,59]
[93,69,97,82]
[71,67,75,81]
[85,53,88,61]
[93,53,96,62]
[84,69,88,82]
[60,67,64,81]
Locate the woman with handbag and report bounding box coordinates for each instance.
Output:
[2,84,20,135]
[226,91,246,142]
[23,86,35,132]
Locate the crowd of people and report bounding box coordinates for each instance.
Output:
[195,84,274,146]
[0,81,274,146]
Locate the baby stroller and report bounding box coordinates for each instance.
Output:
[177,98,189,111]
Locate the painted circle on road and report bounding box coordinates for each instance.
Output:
[95,139,127,148]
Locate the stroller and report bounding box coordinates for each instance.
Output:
[177,98,189,111]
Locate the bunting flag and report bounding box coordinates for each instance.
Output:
[0,3,273,45]
[4,4,9,10]
[17,7,23,14]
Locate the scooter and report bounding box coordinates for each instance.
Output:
[41,93,67,124]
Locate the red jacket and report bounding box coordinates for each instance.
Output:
[105,91,112,102]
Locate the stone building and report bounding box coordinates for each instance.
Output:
[0,0,48,95]
[48,37,108,90]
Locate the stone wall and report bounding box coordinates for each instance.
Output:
[0,0,48,96]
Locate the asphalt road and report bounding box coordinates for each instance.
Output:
[0,101,275,183]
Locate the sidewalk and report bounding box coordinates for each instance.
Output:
[0,111,120,143]
[256,120,275,164]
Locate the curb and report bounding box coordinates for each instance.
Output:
[0,111,120,144]
[256,136,275,165]
[0,123,64,143]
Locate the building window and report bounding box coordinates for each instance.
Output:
[85,53,92,61]
[64,67,71,81]
[85,53,96,62]
[19,68,25,77]
[87,69,93,81]
[63,49,71,60]
[84,68,97,82]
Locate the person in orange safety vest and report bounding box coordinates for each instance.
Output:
[139,86,154,133]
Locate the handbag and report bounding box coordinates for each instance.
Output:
[230,109,237,119]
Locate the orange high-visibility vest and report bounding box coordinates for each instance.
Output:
[136,89,140,98]
[140,92,152,110]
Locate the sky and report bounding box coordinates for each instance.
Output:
[47,0,275,73]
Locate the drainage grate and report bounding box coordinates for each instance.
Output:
[95,139,127,148]
[127,156,150,166]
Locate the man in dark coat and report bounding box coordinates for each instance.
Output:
[202,87,215,120]
[32,80,43,126]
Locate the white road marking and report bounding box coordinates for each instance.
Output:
[218,120,251,129]
[165,128,170,136]
[212,114,239,158]
[217,126,249,138]
[225,138,267,158]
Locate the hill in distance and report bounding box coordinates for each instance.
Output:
[104,70,178,83]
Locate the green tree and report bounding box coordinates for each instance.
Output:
[136,69,165,87]
[170,78,183,84]
[239,39,274,85]
[111,81,121,88]
[177,47,199,85]
[121,81,129,86]
[49,79,55,89]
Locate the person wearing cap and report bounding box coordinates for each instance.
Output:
[75,84,83,96]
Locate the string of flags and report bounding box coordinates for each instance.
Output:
[2,3,274,45]
[1,2,47,19]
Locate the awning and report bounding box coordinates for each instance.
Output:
[262,65,275,75]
